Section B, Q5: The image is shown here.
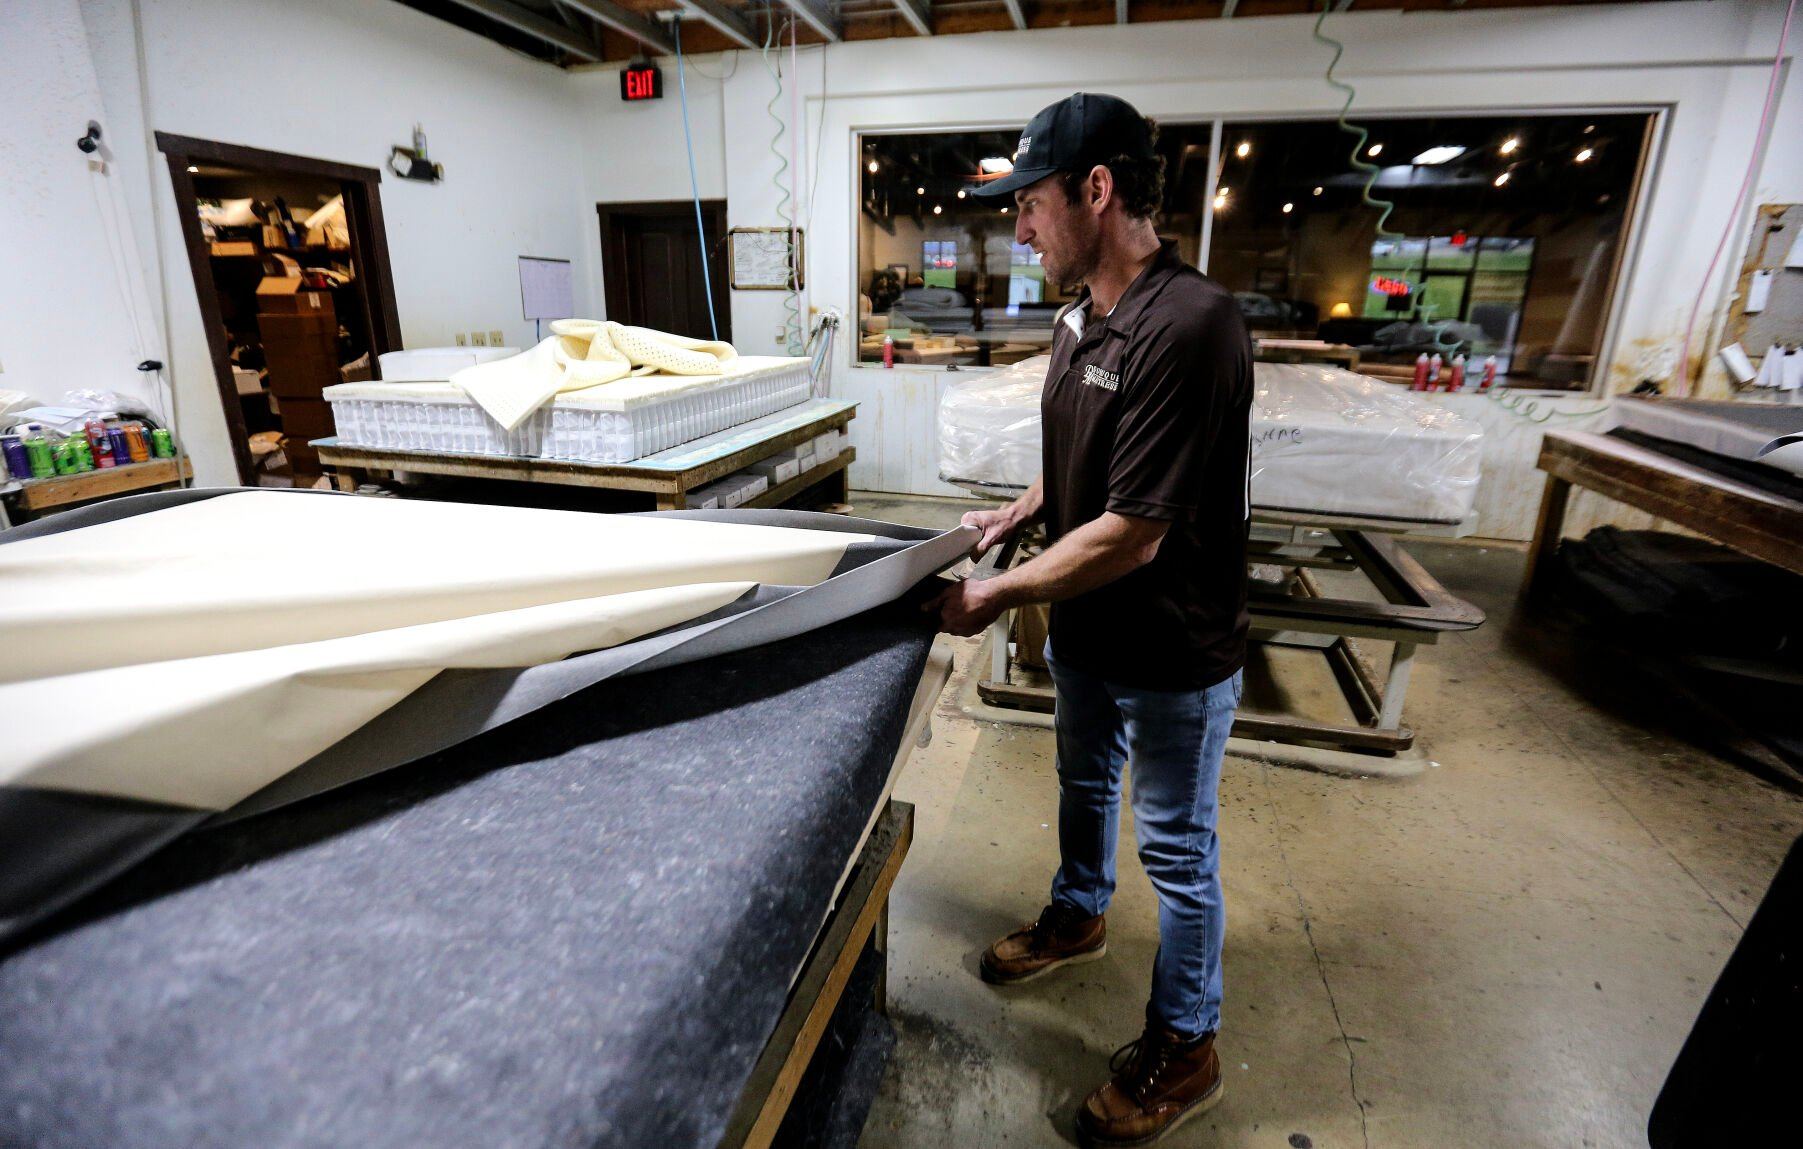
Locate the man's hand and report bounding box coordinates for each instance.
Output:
[961,508,1018,558]
[924,576,1008,636]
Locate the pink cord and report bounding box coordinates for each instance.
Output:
[1677,0,1797,395]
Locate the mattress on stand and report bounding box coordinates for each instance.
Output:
[938,357,1484,525]
[325,355,813,464]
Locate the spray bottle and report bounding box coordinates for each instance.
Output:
[1411,353,1430,391]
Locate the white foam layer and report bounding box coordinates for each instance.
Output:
[325,357,811,463]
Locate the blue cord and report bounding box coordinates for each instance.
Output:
[674,18,720,341]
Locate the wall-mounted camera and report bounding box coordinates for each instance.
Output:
[77,121,101,154]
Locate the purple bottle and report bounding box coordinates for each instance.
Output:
[1,434,29,480]
[109,426,131,466]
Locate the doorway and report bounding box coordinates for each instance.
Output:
[596,200,731,342]
[157,134,401,486]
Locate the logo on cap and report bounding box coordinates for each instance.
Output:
[1015,135,1032,159]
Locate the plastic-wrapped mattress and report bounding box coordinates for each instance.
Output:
[324,355,812,464]
[938,356,1484,525]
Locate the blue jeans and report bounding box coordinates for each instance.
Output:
[1046,641,1242,1040]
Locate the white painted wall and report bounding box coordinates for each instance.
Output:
[0,1,163,417]
[3,0,596,485]
[574,0,1800,535]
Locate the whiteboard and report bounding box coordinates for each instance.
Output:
[729,228,803,291]
[518,256,573,320]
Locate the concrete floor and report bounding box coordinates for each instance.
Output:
[846,492,1803,1149]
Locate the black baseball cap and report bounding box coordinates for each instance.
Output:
[974,92,1156,198]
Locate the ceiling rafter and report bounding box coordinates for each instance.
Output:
[559,0,675,55]
[891,0,934,37]
[441,0,603,61]
[675,0,759,50]
[781,0,844,42]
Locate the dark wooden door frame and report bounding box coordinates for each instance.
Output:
[595,200,731,342]
[156,132,403,485]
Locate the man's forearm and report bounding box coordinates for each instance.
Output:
[985,512,1164,610]
[1002,477,1045,530]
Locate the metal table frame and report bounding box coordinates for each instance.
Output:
[973,522,1484,776]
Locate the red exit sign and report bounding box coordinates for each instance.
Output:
[1372,276,1413,297]
[621,64,662,102]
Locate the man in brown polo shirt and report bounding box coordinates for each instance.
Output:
[929,92,1253,1147]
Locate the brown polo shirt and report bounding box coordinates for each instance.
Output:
[1039,240,1252,690]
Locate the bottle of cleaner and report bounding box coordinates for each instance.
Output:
[882,334,894,369]
[1480,356,1498,391]
[1427,353,1443,390]
[1412,353,1430,390]
[1449,354,1467,391]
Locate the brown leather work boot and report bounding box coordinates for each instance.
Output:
[979,902,1106,985]
[1076,1024,1224,1147]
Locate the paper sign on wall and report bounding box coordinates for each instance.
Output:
[519,256,574,321]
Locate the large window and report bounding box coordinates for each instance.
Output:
[856,126,1212,367]
[1208,114,1652,389]
[856,112,1651,389]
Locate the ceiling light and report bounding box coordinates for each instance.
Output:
[867,160,879,174]
[1282,202,1294,214]
[1412,145,1466,166]
[1313,185,1324,196]
[1493,172,1511,187]
[916,186,925,195]
[1583,124,1596,134]
[979,157,1013,174]
[1575,147,1594,163]
[1216,186,1229,197]
[1366,143,1383,158]
[932,205,943,215]
[1000,206,1009,214]
[1500,137,1520,155]
[187,165,200,173]
[1235,141,1251,159]
[956,189,966,199]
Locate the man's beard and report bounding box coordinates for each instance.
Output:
[1044,220,1102,289]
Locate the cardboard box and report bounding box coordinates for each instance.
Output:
[232,367,263,396]
[812,431,841,460]
[747,449,801,486]
[209,240,258,257]
[1013,601,1050,670]
[275,397,336,442]
[260,313,340,400]
[256,277,334,316]
[794,449,819,475]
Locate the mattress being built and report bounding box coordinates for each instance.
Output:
[1609,396,1803,477]
[939,357,1485,525]
[325,355,812,464]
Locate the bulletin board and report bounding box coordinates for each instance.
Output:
[1727,204,1803,357]
[728,227,804,291]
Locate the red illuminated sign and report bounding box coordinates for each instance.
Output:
[621,64,662,102]
[1372,276,1413,297]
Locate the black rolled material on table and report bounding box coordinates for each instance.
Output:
[0,607,936,1149]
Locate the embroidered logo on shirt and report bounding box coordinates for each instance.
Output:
[1082,364,1120,392]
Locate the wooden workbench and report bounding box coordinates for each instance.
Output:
[314,399,856,510]
[1524,429,1803,597]
[3,457,194,524]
